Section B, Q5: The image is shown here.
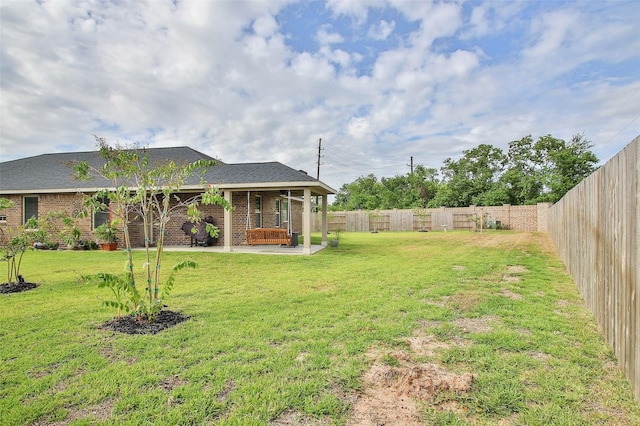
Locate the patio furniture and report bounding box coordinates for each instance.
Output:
[246,228,291,245]
[181,216,217,247]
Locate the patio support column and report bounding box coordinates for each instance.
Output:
[303,188,312,255]
[223,190,233,252]
[321,194,328,246]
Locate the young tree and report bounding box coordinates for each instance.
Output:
[72,137,231,319]
[0,197,41,284]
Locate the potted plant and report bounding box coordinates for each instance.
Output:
[329,228,342,247]
[94,223,118,251]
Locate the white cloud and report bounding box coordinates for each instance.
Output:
[347,116,372,140]
[1,0,639,193]
[252,14,279,37]
[325,0,369,25]
[368,19,395,40]
[317,26,344,45]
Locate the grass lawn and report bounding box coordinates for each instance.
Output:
[1,231,639,425]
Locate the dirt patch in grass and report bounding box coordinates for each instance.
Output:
[406,335,452,357]
[33,399,115,426]
[502,274,522,282]
[100,310,189,335]
[348,362,474,426]
[271,409,331,425]
[452,316,497,333]
[216,379,235,402]
[160,374,187,391]
[349,331,474,426]
[452,265,466,271]
[0,281,38,294]
[507,265,528,273]
[421,299,446,308]
[502,265,528,283]
[500,289,523,300]
[443,292,483,312]
[99,346,137,365]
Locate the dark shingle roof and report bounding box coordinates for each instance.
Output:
[208,162,317,185]
[0,147,332,194]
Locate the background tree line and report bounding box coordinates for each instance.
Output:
[332,134,599,210]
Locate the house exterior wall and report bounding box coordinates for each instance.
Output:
[0,190,307,248]
[0,193,96,245]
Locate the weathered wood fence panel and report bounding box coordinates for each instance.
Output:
[548,135,639,401]
[316,204,549,233]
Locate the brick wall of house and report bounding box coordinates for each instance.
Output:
[0,193,96,245]
[0,194,23,230]
[1,190,308,248]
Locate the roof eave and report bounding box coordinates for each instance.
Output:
[211,181,336,195]
[0,181,337,196]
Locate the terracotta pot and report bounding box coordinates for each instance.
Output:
[100,242,118,251]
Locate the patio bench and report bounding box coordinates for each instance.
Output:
[246,228,291,245]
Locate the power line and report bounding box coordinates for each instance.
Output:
[604,111,640,144]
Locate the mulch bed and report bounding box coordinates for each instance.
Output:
[100,310,190,335]
[0,281,38,294]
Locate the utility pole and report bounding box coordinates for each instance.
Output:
[317,138,322,180]
[316,138,323,212]
[408,156,414,175]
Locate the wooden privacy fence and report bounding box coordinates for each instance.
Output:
[548,135,639,401]
[315,203,551,233]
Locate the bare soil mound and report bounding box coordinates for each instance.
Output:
[349,353,474,425]
[0,281,38,294]
[100,310,189,335]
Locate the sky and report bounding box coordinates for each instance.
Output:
[1,0,639,193]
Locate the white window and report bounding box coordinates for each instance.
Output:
[275,200,281,227]
[255,195,262,228]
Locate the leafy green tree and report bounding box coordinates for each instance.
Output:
[380,166,440,209]
[333,174,382,210]
[379,175,423,209]
[501,134,599,204]
[536,134,599,203]
[435,144,508,207]
[72,137,231,320]
[501,135,545,204]
[333,166,440,210]
[332,134,597,209]
[410,165,440,206]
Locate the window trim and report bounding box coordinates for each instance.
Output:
[23,196,38,224]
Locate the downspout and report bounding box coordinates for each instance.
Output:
[287,190,292,235]
[246,191,251,230]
